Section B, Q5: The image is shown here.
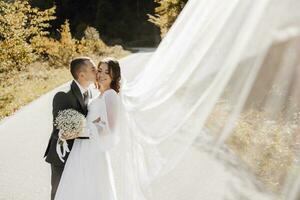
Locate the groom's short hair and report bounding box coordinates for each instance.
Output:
[70,57,92,80]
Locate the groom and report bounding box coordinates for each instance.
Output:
[43,57,97,200]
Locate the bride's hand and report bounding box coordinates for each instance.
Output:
[93,117,101,123]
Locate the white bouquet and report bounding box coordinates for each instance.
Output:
[54,109,86,162]
[55,109,86,140]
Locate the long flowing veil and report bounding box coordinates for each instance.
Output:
[109,0,300,199]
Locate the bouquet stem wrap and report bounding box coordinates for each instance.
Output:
[56,133,71,163]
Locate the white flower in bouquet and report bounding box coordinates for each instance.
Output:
[54,109,86,162]
[55,109,86,140]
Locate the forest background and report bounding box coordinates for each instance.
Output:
[0,0,187,120]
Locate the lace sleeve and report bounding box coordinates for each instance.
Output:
[94,90,121,151]
[104,89,120,134]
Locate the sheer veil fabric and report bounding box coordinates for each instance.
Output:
[109,0,300,199]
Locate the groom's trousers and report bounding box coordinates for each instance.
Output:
[51,164,64,200]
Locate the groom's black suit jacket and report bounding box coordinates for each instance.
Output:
[44,80,90,166]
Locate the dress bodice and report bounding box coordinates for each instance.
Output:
[55,92,118,200]
[86,95,106,124]
[83,90,120,151]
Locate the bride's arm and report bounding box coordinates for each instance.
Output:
[104,90,120,134]
[93,90,120,151]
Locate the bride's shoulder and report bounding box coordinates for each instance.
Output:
[88,94,101,104]
[103,89,118,97]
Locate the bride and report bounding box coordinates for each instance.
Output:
[54,58,122,200]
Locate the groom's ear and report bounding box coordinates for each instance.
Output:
[70,57,91,80]
[77,70,86,80]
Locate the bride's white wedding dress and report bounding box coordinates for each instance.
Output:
[54,89,120,200]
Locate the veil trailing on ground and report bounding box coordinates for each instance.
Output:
[109,0,300,199]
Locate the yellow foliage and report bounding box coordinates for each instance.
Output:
[206,104,300,192]
[77,26,108,56]
[0,39,33,72]
[0,0,55,74]
[0,63,71,120]
[228,110,297,192]
[0,1,130,120]
[148,0,187,37]
[33,20,77,68]
[34,22,129,68]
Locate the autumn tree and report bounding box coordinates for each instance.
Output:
[148,0,188,38]
[0,0,55,74]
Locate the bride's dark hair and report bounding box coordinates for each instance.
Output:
[97,57,121,93]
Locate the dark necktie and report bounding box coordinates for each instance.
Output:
[83,91,89,107]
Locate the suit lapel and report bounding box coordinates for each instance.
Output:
[71,80,86,113]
